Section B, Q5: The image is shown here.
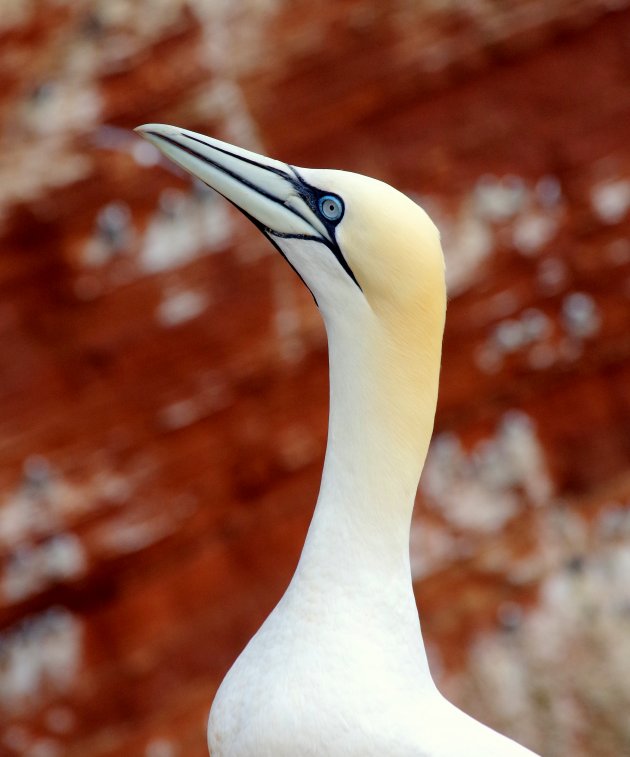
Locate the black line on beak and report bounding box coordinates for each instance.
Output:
[182,132,295,183]
[145,132,317,234]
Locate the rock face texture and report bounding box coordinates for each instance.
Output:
[1,2,630,755]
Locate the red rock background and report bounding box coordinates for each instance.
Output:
[1,1,630,755]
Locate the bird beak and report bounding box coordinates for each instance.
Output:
[134,123,332,244]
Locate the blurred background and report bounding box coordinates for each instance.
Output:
[1,1,630,755]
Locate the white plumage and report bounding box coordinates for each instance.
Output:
[137,123,539,757]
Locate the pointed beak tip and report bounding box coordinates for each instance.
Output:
[134,123,155,136]
[133,123,178,141]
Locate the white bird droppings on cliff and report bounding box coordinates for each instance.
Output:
[422,412,552,533]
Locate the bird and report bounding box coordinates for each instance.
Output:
[135,123,539,757]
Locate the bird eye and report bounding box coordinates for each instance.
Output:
[318,195,343,222]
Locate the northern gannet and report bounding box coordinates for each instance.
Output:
[136,124,539,757]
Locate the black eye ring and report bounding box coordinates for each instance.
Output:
[318,195,343,222]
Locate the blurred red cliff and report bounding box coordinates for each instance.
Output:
[1,2,630,755]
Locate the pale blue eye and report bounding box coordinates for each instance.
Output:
[318,195,343,221]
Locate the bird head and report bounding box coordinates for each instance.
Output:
[134,124,445,340]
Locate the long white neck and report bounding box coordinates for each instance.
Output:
[291,293,444,678]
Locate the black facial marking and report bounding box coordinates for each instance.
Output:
[286,166,359,290]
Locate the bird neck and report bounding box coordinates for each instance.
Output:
[295,298,444,595]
